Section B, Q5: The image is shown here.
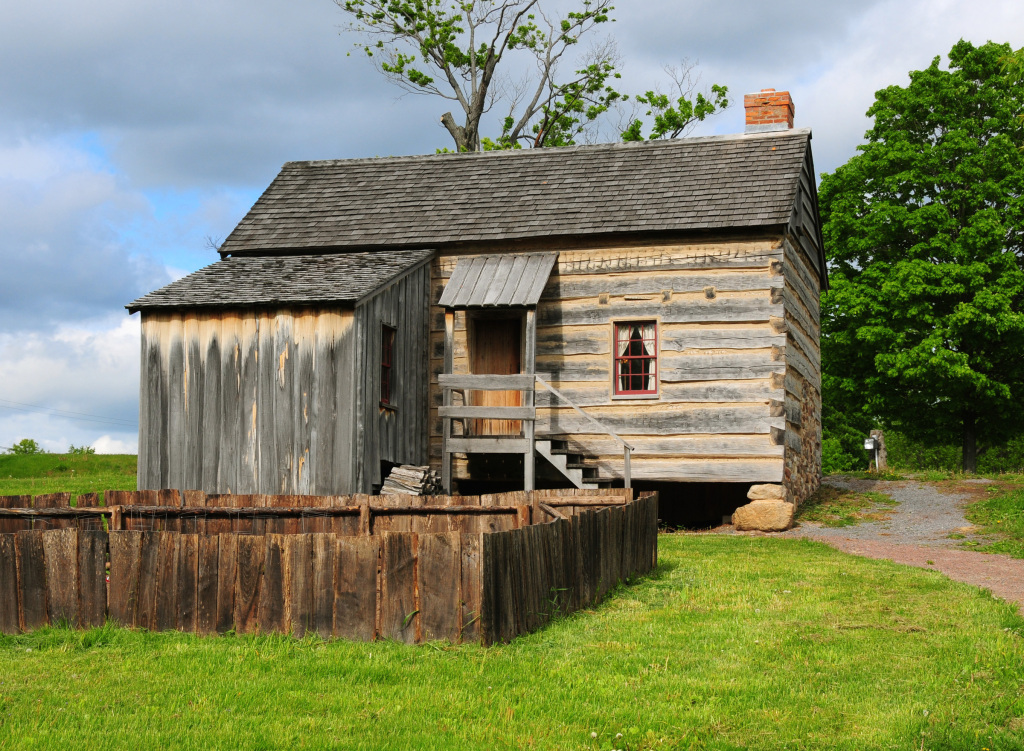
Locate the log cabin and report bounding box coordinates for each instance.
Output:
[128,89,826,526]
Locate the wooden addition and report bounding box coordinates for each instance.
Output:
[131,252,432,495]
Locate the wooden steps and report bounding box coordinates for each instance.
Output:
[534,439,612,489]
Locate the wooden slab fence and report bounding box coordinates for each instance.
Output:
[0,489,658,643]
[480,492,658,645]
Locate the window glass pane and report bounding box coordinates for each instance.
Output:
[614,321,657,395]
[381,325,396,404]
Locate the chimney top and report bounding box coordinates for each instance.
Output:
[744,89,794,134]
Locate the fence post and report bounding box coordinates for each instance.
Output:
[442,310,455,494]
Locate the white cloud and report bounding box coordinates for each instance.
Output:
[0,137,167,331]
[0,136,255,332]
[92,435,138,454]
[794,0,1024,173]
[0,317,140,454]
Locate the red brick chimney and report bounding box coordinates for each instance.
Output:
[744,89,794,134]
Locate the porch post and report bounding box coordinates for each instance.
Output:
[442,310,455,494]
[523,308,536,491]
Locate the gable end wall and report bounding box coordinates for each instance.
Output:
[781,236,823,504]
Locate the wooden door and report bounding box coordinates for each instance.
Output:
[471,317,522,435]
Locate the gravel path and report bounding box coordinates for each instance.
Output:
[779,478,1024,612]
[783,477,980,546]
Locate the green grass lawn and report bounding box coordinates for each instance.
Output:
[964,484,1024,559]
[1,535,1022,750]
[0,454,136,500]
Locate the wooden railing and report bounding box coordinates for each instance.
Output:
[438,373,634,491]
[534,375,633,489]
[439,373,537,491]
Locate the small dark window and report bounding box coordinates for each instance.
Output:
[614,321,657,395]
[381,325,396,405]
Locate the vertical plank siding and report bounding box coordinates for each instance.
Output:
[353,263,432,491]
[479,492,658,645]
[0,490,658,644]
[140,307,358,496]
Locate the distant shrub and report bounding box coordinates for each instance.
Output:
[67,444,96,455]
[5,438,44,455]
[886,432,961,472]
[977,435,1024,474]
[822,436,861,474]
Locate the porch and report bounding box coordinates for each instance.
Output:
[437,252,632,493]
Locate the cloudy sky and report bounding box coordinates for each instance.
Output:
[1,0,1021,454]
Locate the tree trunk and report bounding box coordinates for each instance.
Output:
[440,112,474,152]
[962,413,977,474]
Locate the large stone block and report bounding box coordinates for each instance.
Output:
[733,500,795,532]
[747,483,785,501]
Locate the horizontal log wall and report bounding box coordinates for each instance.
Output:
[0,490,658,645]
[430,239,789,483]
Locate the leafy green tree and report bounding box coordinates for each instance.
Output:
[621,64,729,142]
[6,438,44,455]
[820,40,1024,473]
[336,0,726,151]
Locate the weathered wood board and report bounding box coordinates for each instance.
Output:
[0,535,19,633]
[43,528,78,626]
[379,532,418,643]
[333,536,378,641]
[16,531,47,631]
[417,533,460,642]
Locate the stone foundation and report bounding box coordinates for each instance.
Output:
[783,371,822,506]
[733,484,795,532]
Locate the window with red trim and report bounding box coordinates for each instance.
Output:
[614,321,658,395]
[380,325,396,405]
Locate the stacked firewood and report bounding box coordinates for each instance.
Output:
[380,465,442,496]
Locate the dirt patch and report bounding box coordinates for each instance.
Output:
[797,484,899,527]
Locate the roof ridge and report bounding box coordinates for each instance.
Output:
[286,128,812,169]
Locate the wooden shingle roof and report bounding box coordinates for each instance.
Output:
[219,129,813,255]
[127,250,432,312]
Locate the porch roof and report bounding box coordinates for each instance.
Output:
[438,252,558,309]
